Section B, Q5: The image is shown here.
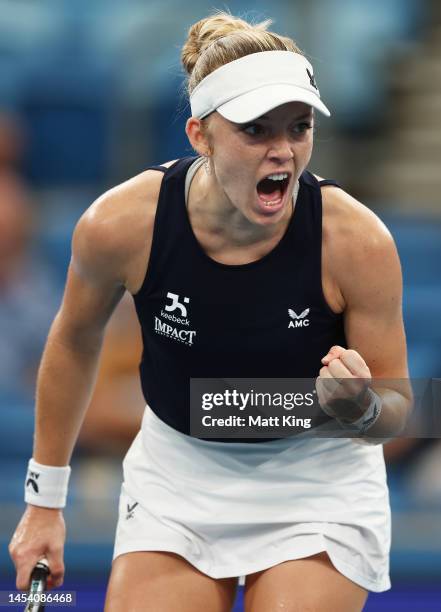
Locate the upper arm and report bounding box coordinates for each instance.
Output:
[327,191,408,379]
[55,170,163,348]
[343,228,407,378]
[55,203,128,349]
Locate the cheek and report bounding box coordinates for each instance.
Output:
[214,146,257,194]
[304,131,314,153]
[294,139,313,169]
[217,166,254,205]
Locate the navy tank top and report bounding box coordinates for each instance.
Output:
[133,156,346,441]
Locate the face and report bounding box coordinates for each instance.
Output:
[188,101,314,226]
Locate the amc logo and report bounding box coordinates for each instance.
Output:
[288,308,310,329]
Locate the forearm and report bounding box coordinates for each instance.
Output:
[364,385,413,439]
[335,384,413,442]
[33,313,105,466]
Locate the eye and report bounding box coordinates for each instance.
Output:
[240,123,266,136]
[292,122,313,134]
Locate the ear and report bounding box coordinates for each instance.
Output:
[185,117,211,156]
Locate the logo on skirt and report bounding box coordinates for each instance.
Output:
[125,502,139,520]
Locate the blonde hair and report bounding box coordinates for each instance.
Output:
[181,10,303,96]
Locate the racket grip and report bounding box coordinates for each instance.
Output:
[24,559,50,612]
[31,558,49,582]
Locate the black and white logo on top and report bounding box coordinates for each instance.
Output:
[154,291,197,346]
[165,292,190,318]
[26,470,40,494]
[288,308,310,328]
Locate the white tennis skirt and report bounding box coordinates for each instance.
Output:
[113,406,391,592]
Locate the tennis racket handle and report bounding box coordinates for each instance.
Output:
[31,559,50,582]
[31,558,50,582]
[24,559,50,612]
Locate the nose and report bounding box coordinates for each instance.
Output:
[267,133,294,164]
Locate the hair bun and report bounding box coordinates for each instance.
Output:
[181,12,271,76]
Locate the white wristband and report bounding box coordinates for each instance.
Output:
[25,458,71,509]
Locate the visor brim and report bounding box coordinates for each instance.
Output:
[215,84,331,123]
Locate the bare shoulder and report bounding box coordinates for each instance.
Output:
[321,185,401,308]
[322,185,395,257]
[73,160,177,293]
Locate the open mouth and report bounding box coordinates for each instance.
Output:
[256,173,291,208]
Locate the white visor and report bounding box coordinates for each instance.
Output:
[190,50,330,123]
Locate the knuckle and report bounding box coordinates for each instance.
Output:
[13,550,28,563]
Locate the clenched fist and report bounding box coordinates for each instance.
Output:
[316,345,372,423]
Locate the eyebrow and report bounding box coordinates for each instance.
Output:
[259,112,313,121]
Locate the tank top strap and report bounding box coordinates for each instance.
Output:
[134,157,197,297]
[145,165,168,173]
[318,178,341,188]
[294,170,341,317]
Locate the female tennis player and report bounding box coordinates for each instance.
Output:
[9,11,412,612]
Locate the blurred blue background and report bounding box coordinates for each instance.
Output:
[0,0,440,610]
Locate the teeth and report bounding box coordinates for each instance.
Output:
[267,173,288,181]
[260,195,283,207]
